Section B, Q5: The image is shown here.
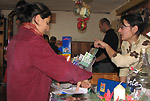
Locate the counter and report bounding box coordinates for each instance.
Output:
[51,93,90,101]
[50,84,97,101]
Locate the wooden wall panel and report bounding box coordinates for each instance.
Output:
[90,73,120,85]
[56,41,93,57]
[51,13,56,24]
[71,41,92,57]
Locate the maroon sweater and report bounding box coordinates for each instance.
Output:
[7,26,92,101]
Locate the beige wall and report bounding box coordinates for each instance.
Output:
[110,10,121,49]
[48,11,111,42]
[1,10,121,43]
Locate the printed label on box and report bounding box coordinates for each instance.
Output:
[62,54,71,62]
[62,36,71,61]
[62,36,71,54]
[100,83,106,92]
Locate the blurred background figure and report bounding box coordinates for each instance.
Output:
[43,34,49,43]
[49,36,61,54]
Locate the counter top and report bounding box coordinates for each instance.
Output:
[51,93,90,101]
[50,84,98,101]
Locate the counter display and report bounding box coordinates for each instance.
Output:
[50,84,97,101]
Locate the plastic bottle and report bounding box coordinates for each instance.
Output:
[127,48,150,100]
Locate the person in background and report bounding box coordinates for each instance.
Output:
[94,13,150,83]
[43,34,50,43]
[7,1,92,101]
[92,18,119,73]
[49,36,61,54]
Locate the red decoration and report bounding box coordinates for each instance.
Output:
[98,89,113,101]
[74,0,82,5]
[77,18,89,31]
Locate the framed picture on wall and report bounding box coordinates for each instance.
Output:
[51,13,56,24]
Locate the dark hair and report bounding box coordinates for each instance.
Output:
[15,1,52,24]
[120,13,145,36]
[15,0,28,10]
[43,34,49,41]
[50,36,57,42]
[100,18,110,27]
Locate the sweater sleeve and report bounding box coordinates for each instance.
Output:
[111,36,150,77]
[30,37,92,84]
[111,53,138,67]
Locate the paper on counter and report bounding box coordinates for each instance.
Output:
[52,86,88,95]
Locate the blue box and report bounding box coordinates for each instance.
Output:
[62,36,71,54]
[62,36,72,61]
[97,78,127,96]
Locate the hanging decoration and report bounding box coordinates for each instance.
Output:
[73,0,82,5]
[77,18,89,31]
[73,0,91,31]
[79,2,90,18]
[73,0,82,15]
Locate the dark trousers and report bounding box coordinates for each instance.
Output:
[92,62,118,73]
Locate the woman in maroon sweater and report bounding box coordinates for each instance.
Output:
[7,1,92,101]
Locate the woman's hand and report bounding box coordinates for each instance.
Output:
[81,80,91,88]
[94,39,107,49]
[75,80,91,92]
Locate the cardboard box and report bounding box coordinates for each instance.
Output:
[62,36,71,61]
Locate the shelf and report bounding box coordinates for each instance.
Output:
[116,0,146,16]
